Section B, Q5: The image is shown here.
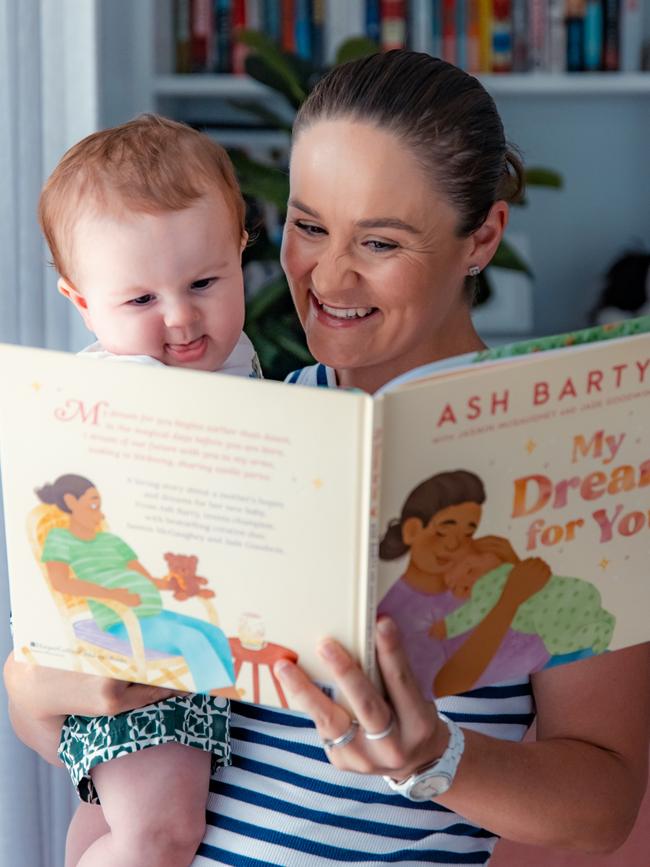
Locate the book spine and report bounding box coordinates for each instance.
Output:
[263,0,282,42]
[174,0,192,73]
[326,0,364,63]
[408,0,432,54]
[456,0,467,69]
[492,0,513,73]
[466,0,481,72]
[584,0,604,70]
[191,0,212,72]
[620,0,642,71]
[602,0,620,70]
[295,0,312,59]
[527,0,548,72]
[432,0,443,58]
[442,0,457,63]
[231,0,248,74]
[213,0,233,72]
[311,0,325,68]
[547,0,567,72]
[360,399,383,691]
[478,0,493,72]
[245,0,262,30]
[381,0,407,51]
[511,0,528,71]
[366,0,382,44]
[281,0,296,52]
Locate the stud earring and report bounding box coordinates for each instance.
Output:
[468,265,481,277]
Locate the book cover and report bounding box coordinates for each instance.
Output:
[1,318,649,707]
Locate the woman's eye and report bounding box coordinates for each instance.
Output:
[129,294,154,306]
[191,277,216,290]
[365,239,397,252]
[295,220,325,236]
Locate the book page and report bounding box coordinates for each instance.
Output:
[0,345,372,707]
[376,332,650,701]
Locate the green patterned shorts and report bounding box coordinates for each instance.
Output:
[58,694,230,804]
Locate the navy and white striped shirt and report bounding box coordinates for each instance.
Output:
[198,361,536,866]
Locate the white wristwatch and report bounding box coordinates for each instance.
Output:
[383,714,465,801]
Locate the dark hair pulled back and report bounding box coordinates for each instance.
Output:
[379,470,486,560]
[35,474,96,513]
[294,50,524,238]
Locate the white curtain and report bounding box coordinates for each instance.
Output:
[0,2,99,864]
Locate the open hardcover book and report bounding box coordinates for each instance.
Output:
[0,316,648,709]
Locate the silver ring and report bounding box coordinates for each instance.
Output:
[322,720,359,750]
[364,712,395,741]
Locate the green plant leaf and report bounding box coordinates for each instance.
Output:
[335,36,380,66]
[239,30,306,105]
[490,239,533,275]
[245,275,291,322]
[525,166,563,189]
[225,98,293,131]
[228,149,290,212]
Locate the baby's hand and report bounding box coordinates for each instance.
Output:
[428,620,447,640]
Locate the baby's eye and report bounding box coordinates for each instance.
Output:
[191,277,216,290]
[295,220,326,236]
[129,294,155,306]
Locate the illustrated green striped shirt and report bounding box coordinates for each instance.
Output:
[41,528,162,630]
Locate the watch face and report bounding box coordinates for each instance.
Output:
[410,772,452,801]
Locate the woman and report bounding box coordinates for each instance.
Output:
[377,469,553,699]
[6,52,649,865]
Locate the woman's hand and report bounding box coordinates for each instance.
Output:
[109,587,141,606]
[501,557,551,607]
[474,534,520,564]
[274,616,448,780]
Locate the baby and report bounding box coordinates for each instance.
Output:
[431,546,615,658]
[38,114,260,867]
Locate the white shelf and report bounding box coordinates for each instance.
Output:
[153,72,650,100]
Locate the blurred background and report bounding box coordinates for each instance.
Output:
[1,1,649,864]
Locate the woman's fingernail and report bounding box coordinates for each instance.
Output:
[274,659,294,681]
[377,616,396,637]
[317,639,341,661]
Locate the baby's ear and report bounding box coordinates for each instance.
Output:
[58,277,93,329]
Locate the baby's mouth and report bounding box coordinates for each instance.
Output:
[165,335,207,361]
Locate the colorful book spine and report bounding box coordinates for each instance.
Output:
[366,0,381,44]
[431,0,443,58]
[491,0,513,73]
[174,0,192,73]
[511,0,528,71]
[231,0,248,74]
[620,0,643,71]
[311,0,326,68]
[408,0,433,55]
[281,0,296,52]
[478,0,493,72]
[441,0,456,63]
[584,0,604,70]
[245,0,262,30]
[263,0,282,42]
[602,0,620,70]
[294,0,312,59]
[456,0,467,69]
[213,0,233,72]
[466,0,481,72]
[527,0,548,71]
[381,0,407,51]
[547,0,567,72]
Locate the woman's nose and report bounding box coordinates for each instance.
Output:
[311,246,358,295]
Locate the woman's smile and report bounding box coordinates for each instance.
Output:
[309,290,379,327]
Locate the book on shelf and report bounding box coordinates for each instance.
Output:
[1,317,649,709]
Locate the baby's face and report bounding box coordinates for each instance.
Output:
[444,550,501,599]
[62,190,245,370]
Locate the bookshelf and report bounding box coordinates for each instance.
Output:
[99,0,650,341]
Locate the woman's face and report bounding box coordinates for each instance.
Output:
[403,501,482,578]
[281,119,479,392]
[64,487,103,531]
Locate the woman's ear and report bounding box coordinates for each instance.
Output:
[466,200,509,273]
[402,517,424,545]
[62,493,77,512]
[58,278,94,330]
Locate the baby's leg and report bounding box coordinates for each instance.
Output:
[76,742,212,867]
[65,803,110,867]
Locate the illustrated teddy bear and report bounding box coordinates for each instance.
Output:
[161,552,215,601]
